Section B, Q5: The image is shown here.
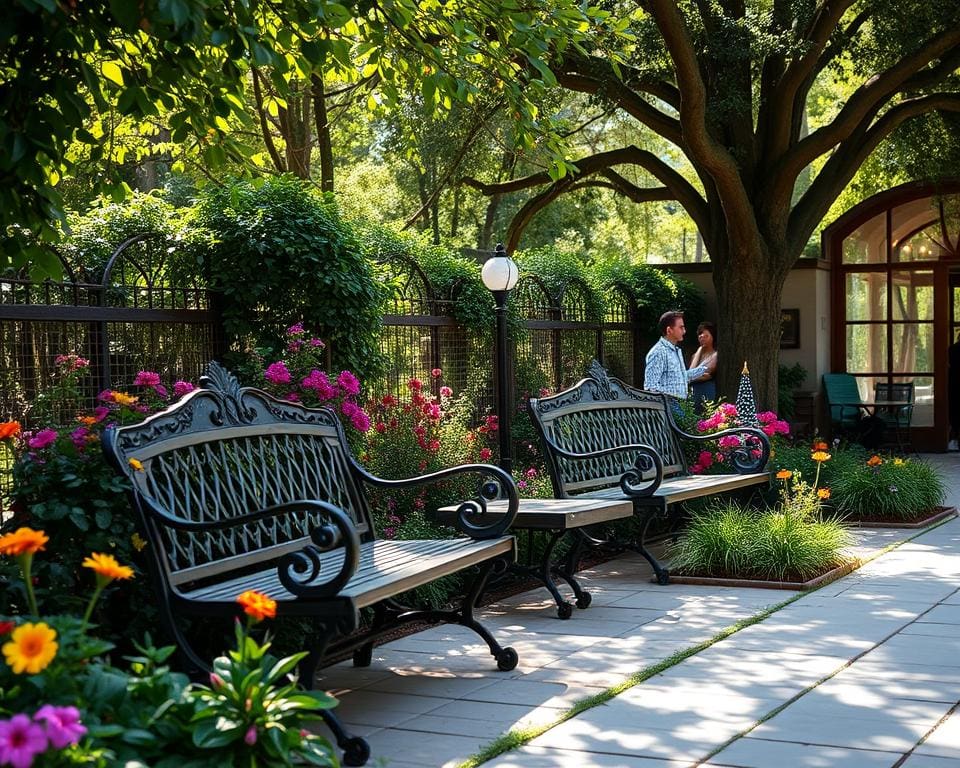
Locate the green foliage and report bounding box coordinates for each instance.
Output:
[197,177,385,383]
[831,456,946,522]
[669,496,851,582]
[777,363,808,420]
[0,549,338,767]
[515,245,605,321]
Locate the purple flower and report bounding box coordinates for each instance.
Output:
[308,338,325,348]
[286,322,305,336]
[173,381,196,398]
[70,426,89,450]
[384,526,396,539]
[264,362,291,386]
[337,371,360,396]
[92,406,110,422]
[133,371,161,388]
[34,705,86,749]
[0,714,48,768]
[286,339,303,353]
[301,370,337,401]
[244,725,258,746]
[27,429,57,451]
[350,409,371,433]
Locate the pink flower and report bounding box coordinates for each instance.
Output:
[756,411,777,424]
[133,371,161,387]
[425,403,442,420]
[302,370,337,401]
[337,371,360,396]
[689,464,703,474]
[173,381,196,398]
[27,429,57,451]
[439,386,453,398]
[518,480,528,490]
[244,725,258,746]
[264,362,291,386]
[773,420,791,435]
[525,467,537,478]
[55,354,89,371]
[286,339,303,353]
[384,527,396,539]
[427,439,440,452]
[698,450,713,468]
[285,392,300,402]
[70,426,89,450]
[350,410,371,433]
[209,673,225,689]
[0,713,48,768]
[485,415,499,432]
[431,368,442,378]
[408,378,423,391]
[34,705,86,749]
[286,322,305,336]
[720,403,738,417]
[309,337,324,348]
[718,435,741,449]
[154,384,168,398]
[479,447,492,461]
[539,388,552,397]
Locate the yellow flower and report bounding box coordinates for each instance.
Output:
[2,622,58,674]
[237,590,277,622]
[818,488,831,499]
[776,469,792,480]
[111,392,138,407]
[867,455,883,467]
[811,451,831,462]
[0,528,48,557]
[894,457,904,466]
[128,458,144,471]
[82,552,134,582]
[131,532,148,552]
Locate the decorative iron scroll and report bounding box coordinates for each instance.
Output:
[201,361,258,426]
[277,501,361,598]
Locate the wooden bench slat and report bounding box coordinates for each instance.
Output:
[575,472,770,506]
[436,498,634,530]
[182,537,514,609]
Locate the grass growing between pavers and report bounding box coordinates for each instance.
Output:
[458,518,956,768]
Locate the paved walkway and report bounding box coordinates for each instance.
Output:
[319,455,960,767]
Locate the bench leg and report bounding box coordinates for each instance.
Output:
[538,529,575,619]
[557,532,591,610]
[633,510,670,585]
[321,709,371,767]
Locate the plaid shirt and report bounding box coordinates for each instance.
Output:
[644,337,707,399]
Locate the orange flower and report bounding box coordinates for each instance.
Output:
[813,440,828,451]
[811,451,831,462]
[111,392,138,407]
[817,488,831,499]
[867,455,883,467]
[2,622,57,674]
[776,469,792,480]
[0,421,21,440]
[77,415,98,426]
[0,528,48,557]
[128,458,144,471]
[82,552,134,582]
[237,590,277,622]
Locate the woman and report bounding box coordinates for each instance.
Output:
[689,321,717,412]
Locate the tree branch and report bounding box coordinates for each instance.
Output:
[251,67,285,173]
[789,93,960,250]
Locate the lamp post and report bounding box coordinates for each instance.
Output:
[481,243,519,474]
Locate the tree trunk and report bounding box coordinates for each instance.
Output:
[711,245,787,413]
[311,74,334,192]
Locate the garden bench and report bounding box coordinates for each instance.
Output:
[528,361,772,585]
[103,362,519,767]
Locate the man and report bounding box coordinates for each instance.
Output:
[644,310,714,399]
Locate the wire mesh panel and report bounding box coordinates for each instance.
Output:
[513,275,555,395]
[601,284,637,385]
[557,279,599,389]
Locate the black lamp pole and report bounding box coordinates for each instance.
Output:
[492,284,512,475]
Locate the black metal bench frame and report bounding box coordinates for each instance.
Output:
[529,361,772,585]
[103,362,519,767]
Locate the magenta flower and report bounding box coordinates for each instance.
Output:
[337,371,360,396]
[70,426,89,450]
[718,435,742,449]
[285,392,301,402]
[173,381,196,398]
[286,339,303,353]
[27,429,57,451]
[0,714,48,768]
[55,354,89,371]
[34,705,86,749]
[698,450,714,468]
[525,467,538,478]
[133,371,161,388]
[350,410,371,433]
[756,411,778,424]
[308,337,325,348]
[286,322,305,336]
[264,362,291,386]
[431,368,442,378]
[92,406,111,422]
[384,526,396,539]
[439,386,453,398]
[302,370,337,401]
[720,403,738,417]
[244,725,258,746]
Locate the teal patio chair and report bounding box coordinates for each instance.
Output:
[874,382,914,452]
[823,373,867,438]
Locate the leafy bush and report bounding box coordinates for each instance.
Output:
[197,177,385,383]
[4,359,198,644]
[777,363,808,420]
[830,454,946,521]
[0,535,339,767]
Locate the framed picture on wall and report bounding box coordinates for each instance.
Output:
[780,309,800,349]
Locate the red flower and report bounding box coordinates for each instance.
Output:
[0,621,15,635]
[479,448,492,461]
[431,368,442,378]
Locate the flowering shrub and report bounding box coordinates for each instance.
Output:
[686,403,790,474]
[247,324,370,436]
[362,370,497,545]
[0,530,338,767]
[829,452,946,522]
[512,465,554,499]
[4,359,197,644]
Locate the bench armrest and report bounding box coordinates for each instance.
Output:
[537,432,664,498]
[349,460,519,539]
[669,424,771,473]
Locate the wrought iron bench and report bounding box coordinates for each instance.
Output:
[102,362,519,767]
[528,361,771,585]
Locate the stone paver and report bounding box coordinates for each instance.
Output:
[316,454,960,767]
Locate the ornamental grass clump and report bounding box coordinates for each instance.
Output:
[669,449,852,582]
[831,454,946,522]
